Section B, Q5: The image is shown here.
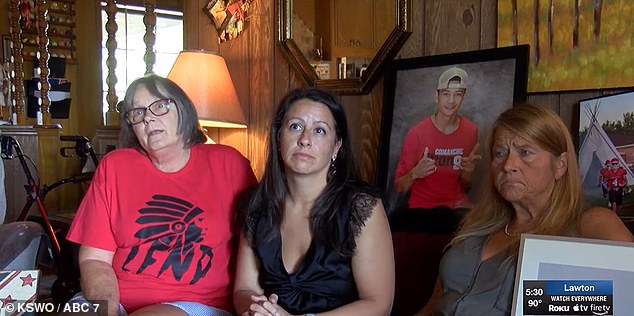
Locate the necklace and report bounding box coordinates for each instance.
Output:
[504,223,517,237]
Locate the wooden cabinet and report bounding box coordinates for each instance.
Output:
[330,0,395,59]
[92,126,120,157]
[19,0,76,61]
[1,126,38,223]
[1,125,65,223]
[373,0,395,53]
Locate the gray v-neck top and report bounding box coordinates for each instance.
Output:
[433,235,517,315]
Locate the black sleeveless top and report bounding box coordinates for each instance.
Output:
[246,187,377,314]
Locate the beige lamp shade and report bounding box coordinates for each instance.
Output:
[167,50,246,128]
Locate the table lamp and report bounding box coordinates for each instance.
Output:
[167,50,246,135]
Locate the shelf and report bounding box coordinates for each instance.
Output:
[21,50,75,61]
[13,0,77,64]
[49,9,75,16]
[23,30,76,39]
[22,42,76,51]
[21,51,76,62]
[48,21,75,28]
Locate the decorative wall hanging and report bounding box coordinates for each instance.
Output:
[19,0,36,30]
[204,0,252,42]
[498,1,634,92]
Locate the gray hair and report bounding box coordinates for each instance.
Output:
[118,74,205,152]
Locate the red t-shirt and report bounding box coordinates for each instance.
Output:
[395,116,477,209]
[607,167,627,190]
[600,167,610,184]
[67,144,256,312]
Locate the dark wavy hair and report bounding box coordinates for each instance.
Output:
[118,74,205,152]
[246,88,359,256]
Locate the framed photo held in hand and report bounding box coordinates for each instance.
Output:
[512,234,634,315]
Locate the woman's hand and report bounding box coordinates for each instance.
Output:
[244,293,292,316]
[245,294,273,316]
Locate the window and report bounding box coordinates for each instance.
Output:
[100,3,183,119]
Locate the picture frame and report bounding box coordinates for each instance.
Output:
[2,35,11,63]
[498,1,634,93]
[203,0,229,36]
[203,0,251,42]
[577,90,634,214]
[512,234,634,315]
[376,45,529,213]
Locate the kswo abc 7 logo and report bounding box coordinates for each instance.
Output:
[2,301,100,313]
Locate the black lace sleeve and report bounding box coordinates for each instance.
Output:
[349,192,378,239]
[344,184,382,254]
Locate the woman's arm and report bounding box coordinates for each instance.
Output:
[233,233,278,316]
[316,200,395,316]
[579,207,634,242]
[78,246,119,316]
[414,277,443,316]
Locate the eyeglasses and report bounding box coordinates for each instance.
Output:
[612,163,619,166]
[125,98,174,125]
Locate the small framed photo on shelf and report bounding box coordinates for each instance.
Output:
[311,63,330,80]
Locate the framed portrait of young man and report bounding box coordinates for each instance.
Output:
[377,45,529,217]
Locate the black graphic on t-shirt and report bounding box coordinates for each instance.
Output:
[121,195,213,284]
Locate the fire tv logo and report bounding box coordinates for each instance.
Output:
[570,303,611,315]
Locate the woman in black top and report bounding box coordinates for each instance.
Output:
[234,88,394,316]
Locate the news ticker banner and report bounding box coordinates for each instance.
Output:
[523,280,613,315]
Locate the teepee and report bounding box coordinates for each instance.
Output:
[578,104,634,197]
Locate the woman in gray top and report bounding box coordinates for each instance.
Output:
[416,104,634,316]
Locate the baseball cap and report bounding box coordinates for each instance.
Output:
[611,157,619,164]
[437,67,468,90]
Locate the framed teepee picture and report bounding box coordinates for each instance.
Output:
[578,90,634,217]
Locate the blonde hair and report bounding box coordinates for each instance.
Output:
[451,104,585,255]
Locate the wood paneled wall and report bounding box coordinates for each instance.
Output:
[185,0,305,179]
[211,0,613,181]
[183,0,626,183]
[183,0,282,178]
[0,0,621,216]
